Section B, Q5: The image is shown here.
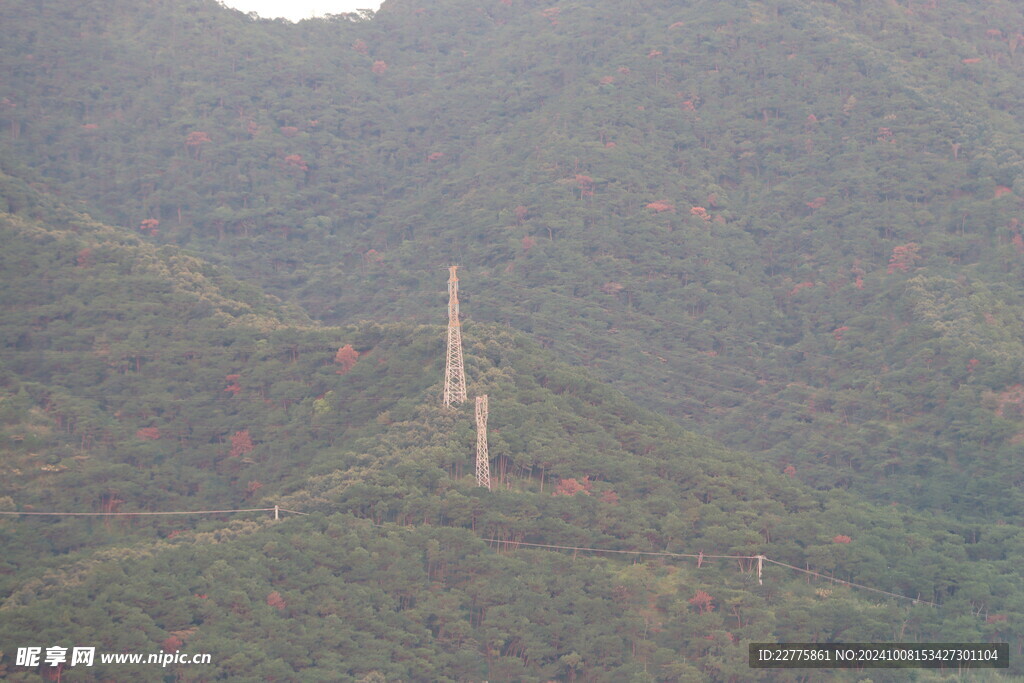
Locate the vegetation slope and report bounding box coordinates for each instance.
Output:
[2,0,1024,679]
[0,164,1022,680]
[2,0,1023,522]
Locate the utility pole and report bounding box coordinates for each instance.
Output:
[475,395,491,490]
[443,265,467,407]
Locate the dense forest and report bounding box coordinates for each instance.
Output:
[1,0,1024,679]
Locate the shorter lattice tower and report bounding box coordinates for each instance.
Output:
[475,395,491,490]
[443,265,468,407]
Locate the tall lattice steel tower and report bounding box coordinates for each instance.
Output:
[443,265,467,407]
[475,395,491,490]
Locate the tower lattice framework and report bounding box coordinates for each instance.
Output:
[475,395,491,490]
[443,266,467,407]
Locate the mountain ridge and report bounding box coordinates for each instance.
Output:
[2,0,1024,677]
[1,166,1022,677]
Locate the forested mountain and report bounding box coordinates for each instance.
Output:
[1,169,1023,679]
[4,0,1024,520]
[2,0,1024,679]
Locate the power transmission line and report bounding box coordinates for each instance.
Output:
[0,506,308,517]
[442,265,467,407]
[0,508,945,607]
[475,394,491,490]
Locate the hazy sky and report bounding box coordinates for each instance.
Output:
[221,0,382,22]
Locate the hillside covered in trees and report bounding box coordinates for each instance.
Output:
[2,0,1024,679]
[1,164,1023,680]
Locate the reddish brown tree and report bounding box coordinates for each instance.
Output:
[284,154,308,172]
[76,248,94,267]
[224,374,242,395]
[41,664,64,682]
[689,590,715,613]
[136,427,160,440]
[266,591,287,610]
[229,430,254,458]
[646,200,674,213]
[575,174,594,198]
[184,131,211,159]
[334,345,360,374]
[553,477,593,496]
[887,243,921,274]
[161,635,184,652]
